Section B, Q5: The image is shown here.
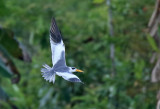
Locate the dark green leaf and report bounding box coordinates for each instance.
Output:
[0,59,12,78]
[0,87,9,101]
[0,28,23,60]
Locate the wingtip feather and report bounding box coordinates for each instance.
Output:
[50,17,62,43]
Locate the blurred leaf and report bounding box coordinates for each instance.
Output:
[0,46,20,83]
[0,87,9,101]
[0,0,9,16]
[147,35,159,51]
[0,45,12,61]
[0,59,12,78]
[134,60,145,79]
[0,28,32,62]
[39,88,53,108]
[0,100,11,109]
[0,28,23,60]
[93,0,104,4]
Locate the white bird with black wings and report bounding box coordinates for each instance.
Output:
[41,18,84,84]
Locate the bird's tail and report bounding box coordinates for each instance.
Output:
[41,64,56,84]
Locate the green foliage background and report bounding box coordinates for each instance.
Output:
[0,0,157,109]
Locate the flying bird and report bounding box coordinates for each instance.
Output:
[41,18,84,84]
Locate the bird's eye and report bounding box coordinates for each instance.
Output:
[72,67,75,70]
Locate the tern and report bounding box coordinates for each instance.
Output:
[41,18,84,84]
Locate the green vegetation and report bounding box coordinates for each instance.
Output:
[0,0,157,109]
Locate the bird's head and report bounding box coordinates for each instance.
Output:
[69,67,83,73]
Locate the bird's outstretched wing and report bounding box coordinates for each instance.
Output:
[56,72,82,83]
[50,18,66,67]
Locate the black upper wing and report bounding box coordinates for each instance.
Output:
[50,18,62,44]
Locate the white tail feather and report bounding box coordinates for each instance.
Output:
[41,64,55,84]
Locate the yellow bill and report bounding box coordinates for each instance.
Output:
[76,69,83,72]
